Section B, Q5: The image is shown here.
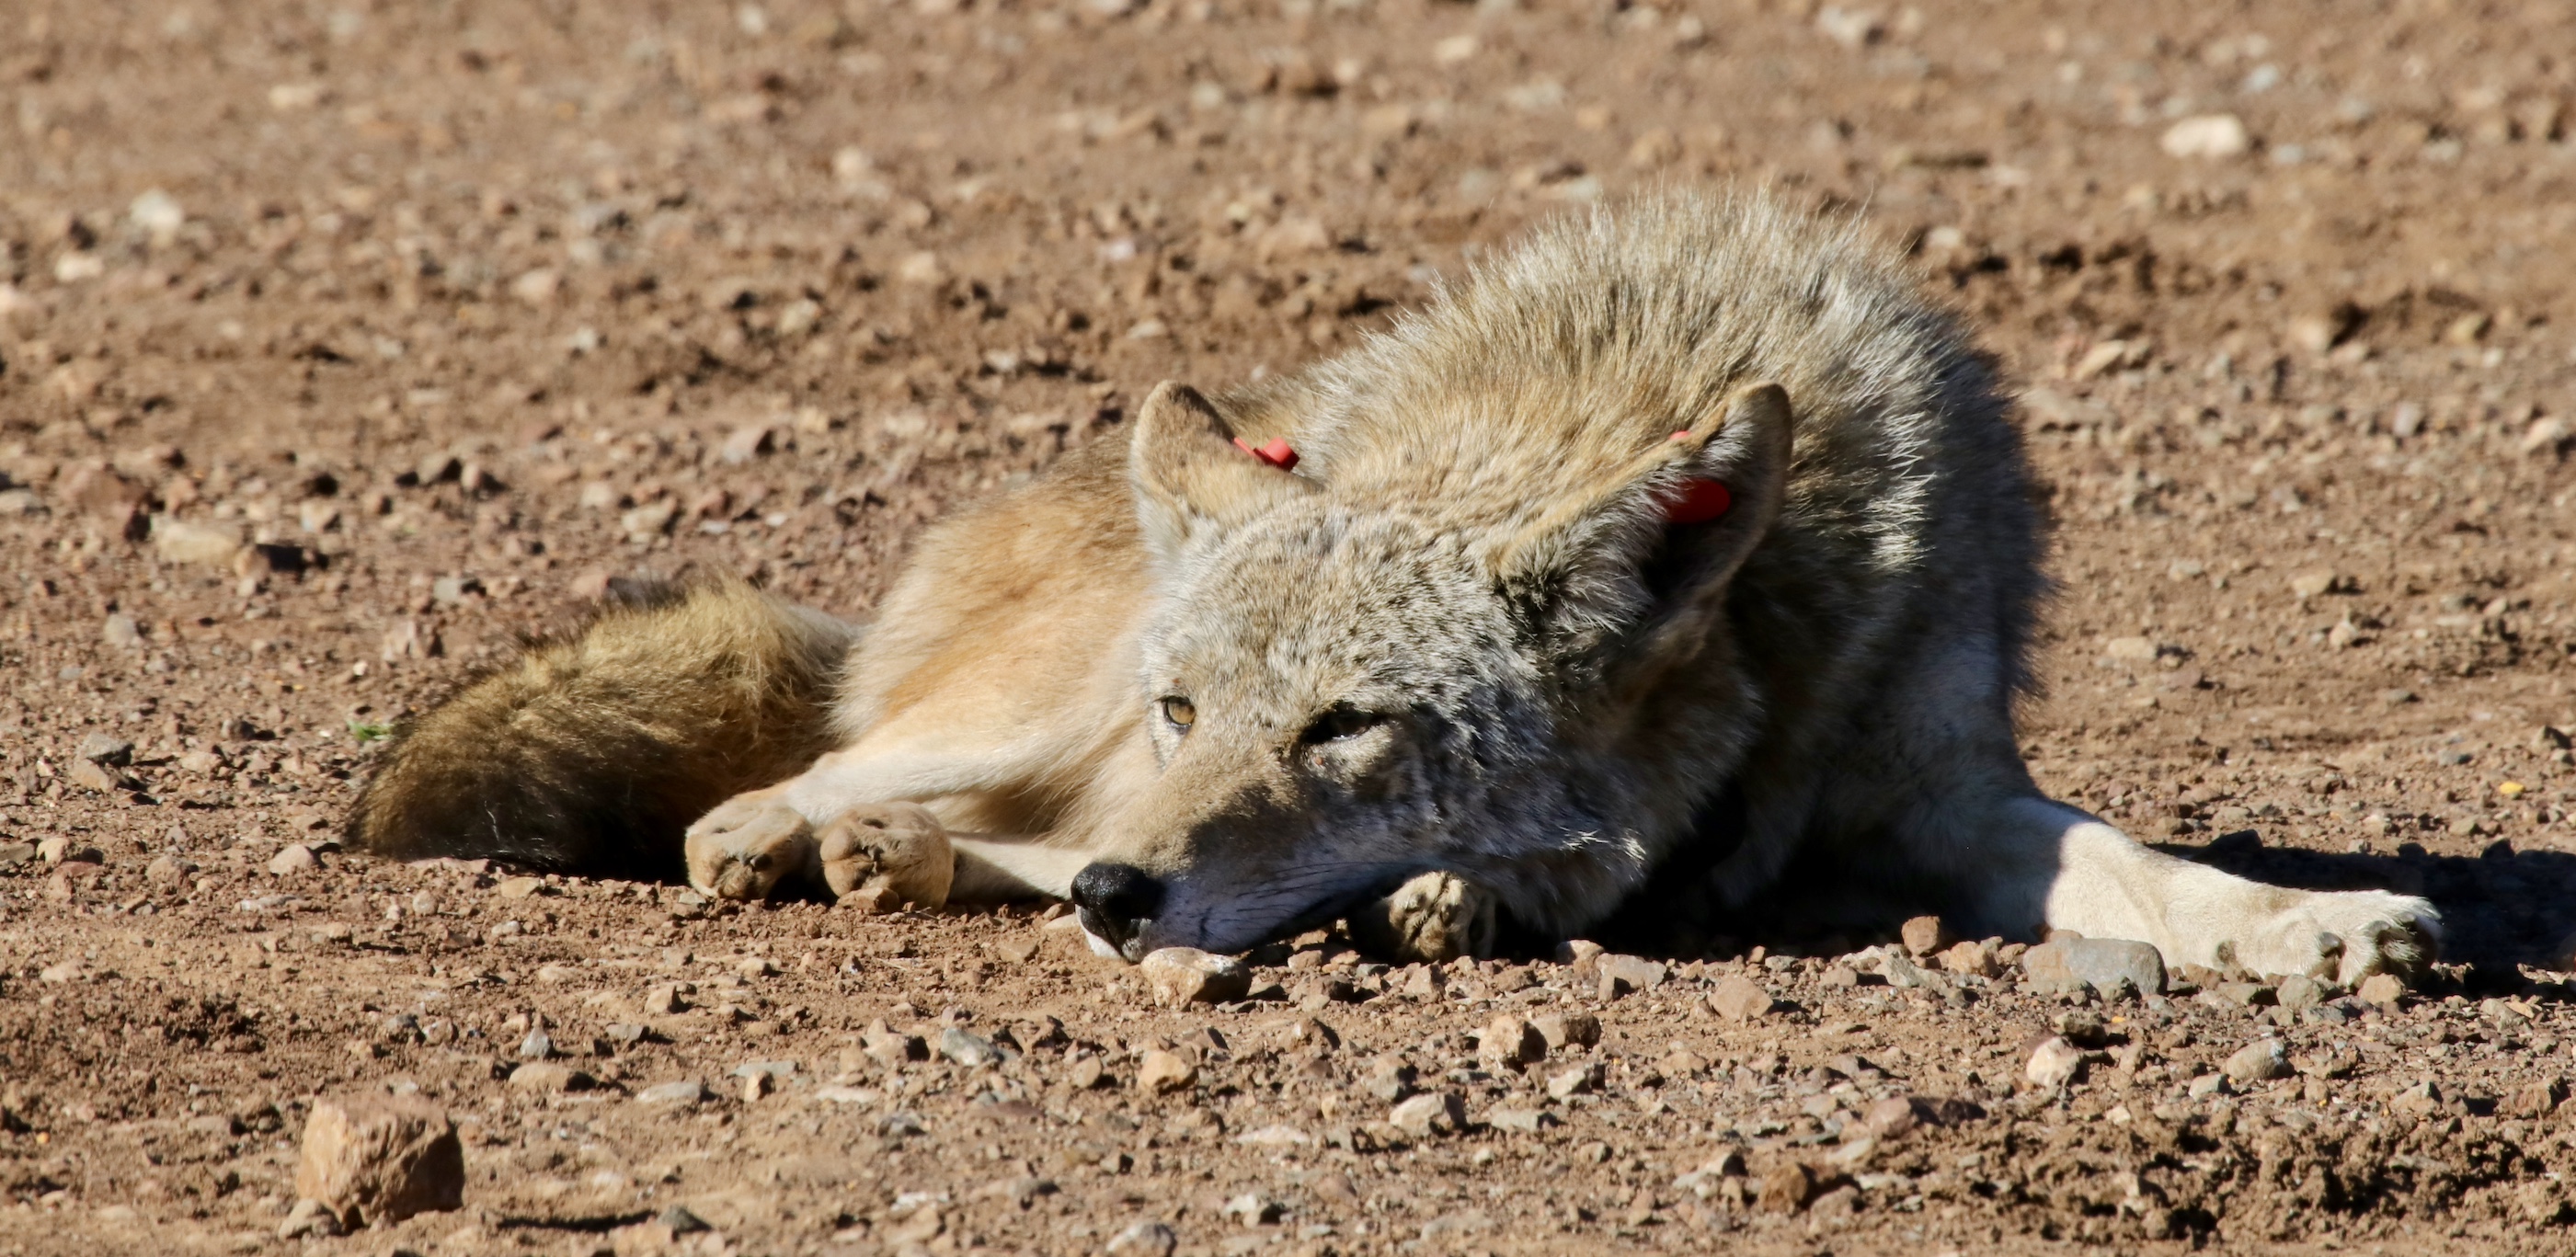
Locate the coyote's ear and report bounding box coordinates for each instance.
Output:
[1492,383,1796,674]
[1129,381,1316,561]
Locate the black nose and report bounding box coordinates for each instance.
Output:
[1070,863,1163,952]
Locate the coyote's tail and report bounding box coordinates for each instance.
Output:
[347,577,856,881]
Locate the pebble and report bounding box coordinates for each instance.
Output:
[940,1027,1002,1068]
[292,1094,464,1228]
[1757,1162,1816,1213]
[100,613,143,649]
[1478,1015,1545,1068]
[68,760,128,793]
[1136,1049,1196,1093]
[1900,915,1952,957]
[2357,973,2408,1007]
[2161,113,2251,159]
[1597,954,1667,998]
[1544,1063,1602,1100]
[37,836,99,864]
[2274,974,2329,1011]
[1388,1091,1464,1137]
[1483,1107,1559,1133]
[277,1198,344,1240]
[517,1029,553,1060]
[146,853,196,886]
[1708,975,1778,1022]
[1139,947,1251,1006]
[494,875,544,898]
[269,844,320,875]
[1105,1220,1178,1257]
[2020,936,2166,998]
[635,1080,707,1107]
[506,1063,590,1092]
[2024,1035,2084,1088]
[1529,1011,1599,1049]
[2223,1040,2292,1084]
[1936,940,1997,977]
[152,518,245,566]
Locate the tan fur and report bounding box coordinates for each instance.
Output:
[348,578,854,882]
[361,189,2439,983]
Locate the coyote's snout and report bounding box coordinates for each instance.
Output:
[353,189,2439,983]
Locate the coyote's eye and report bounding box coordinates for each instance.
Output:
[1300,705,1383,744]
[1161,697,1196,730]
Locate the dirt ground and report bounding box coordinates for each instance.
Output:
[6,0,2576,1252]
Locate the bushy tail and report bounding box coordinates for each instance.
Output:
[347,577,856,881]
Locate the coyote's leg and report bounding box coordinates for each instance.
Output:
[1348,871,1500,964]
[1957,795,2439,984]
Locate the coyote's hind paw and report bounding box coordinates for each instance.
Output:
[819,803,955,913]
[1351,871,1498,964]
[685,794,816,901]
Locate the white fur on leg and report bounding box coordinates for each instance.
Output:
[1997,796,2439,984]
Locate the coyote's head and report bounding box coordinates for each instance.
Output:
[1070,379,1797,961]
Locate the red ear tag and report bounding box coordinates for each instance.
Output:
[1660,479,1733,525]
[1659,429,1730,523]
[1232,436,1299,472]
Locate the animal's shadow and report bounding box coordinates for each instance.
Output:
[2147,830,2576,988]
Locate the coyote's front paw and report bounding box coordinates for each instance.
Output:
[684,794,816,901]
[1350,871,1498,964]
[818,803,954,913]
[2228,889,2441,986]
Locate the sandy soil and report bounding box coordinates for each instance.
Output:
[5,0,2576,1253]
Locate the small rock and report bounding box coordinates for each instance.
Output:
[1529,1011,1600,1049]
[1220,1193,1286,1226]
[1388,1091,1463,1137]
[2188,1072,2231,1099]
[1899,915,1952,957]
[2274,974,2328,1011]
[1477,1015,1545,1068]
[506,1063,589,1092]
[66,760,129,793]
[2161,113,2251,159]
[269,844,320,875]
[1936,940,1996,977]
[1597,954,1666,998]
[635,1080,706,1107]
[146,853,196,887]
[2021,936,2166,998]
[658,1205,712,1235]
[2357,972,2408,1007]
[1757,1162,1816,1214]
[517,1030,553,1061]
[2024,1036,2084,1088]
[720,423,777,464]
[1544,1063,1603,1101]
[2223,1040,2293,1084]
[940,1027,1002,1068]
[1483,1107,1560,1134]
[100,614,143,649]
[641,984,686,1016]
[1708,975,1777,1022]
[1139,947,1251,1006]
[494,875,544,898]
[292,1094,465,1228]
[152,518,244,566]
[2101,635,2158,663]
[1861,1096,1919,1137]
[278,1198,345,1240]
[1136,1049,1196,1093]
[1105,1220,1178,1257]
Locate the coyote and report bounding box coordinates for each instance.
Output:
[352,190,2436,981]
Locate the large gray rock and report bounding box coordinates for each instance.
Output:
[2021,936,2166,999]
